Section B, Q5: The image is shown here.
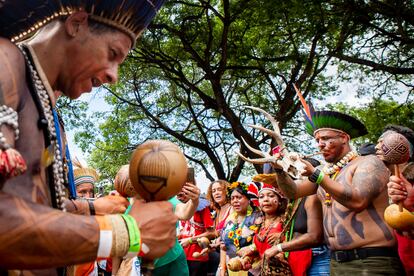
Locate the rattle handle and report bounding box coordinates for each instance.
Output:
[394,165,404,213]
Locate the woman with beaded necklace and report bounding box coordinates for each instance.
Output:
[237,182,289,273]
[219,182,261,276]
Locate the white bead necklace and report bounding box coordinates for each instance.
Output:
[323,151,358,175]
[19,44,66,211]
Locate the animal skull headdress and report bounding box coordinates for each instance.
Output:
[238,106,306,179]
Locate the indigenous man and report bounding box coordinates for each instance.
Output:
[274,110,403,275]
[0,1,177,275]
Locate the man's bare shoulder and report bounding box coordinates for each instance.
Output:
[0,38,24,65]
[355,154,387,171]
[0,38,26,108]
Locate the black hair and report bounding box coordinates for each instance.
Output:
[358,143,376,156]
[303,157,321,168]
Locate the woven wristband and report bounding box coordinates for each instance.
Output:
[96,216,113,258]
[121,214,141,255]
[316,171,325,185]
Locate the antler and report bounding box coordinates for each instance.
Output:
[238,106,306,179]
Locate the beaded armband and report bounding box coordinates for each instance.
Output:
[0,105,27,178]
[0,105,19,149]
[96,215,130,258]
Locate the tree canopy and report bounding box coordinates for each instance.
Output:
[61,0,414,185]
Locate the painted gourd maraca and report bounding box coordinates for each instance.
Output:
[129,140,188,201]
[114,165,137,197]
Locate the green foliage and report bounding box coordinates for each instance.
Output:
[62,0,414,184]
[332,99,414,146]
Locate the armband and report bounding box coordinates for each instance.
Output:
[96,215,129,258]
[95,215,113,258]
[0,105,27,178]
[88,200,95,215]
[121,214,142,256]
[276,243,283,253]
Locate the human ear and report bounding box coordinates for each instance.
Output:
[64,11,89,37]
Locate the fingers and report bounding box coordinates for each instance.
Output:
[181,183,200,200]
[129,201,177,259]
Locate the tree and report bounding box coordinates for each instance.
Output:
[65,0,413,183]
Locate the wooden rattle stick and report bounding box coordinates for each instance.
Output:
[381,132,410,213]
[394,165,404,212]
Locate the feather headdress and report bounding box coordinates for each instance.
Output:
[73,158,99,186]
[293,84,367,139]
[0,0,166,44]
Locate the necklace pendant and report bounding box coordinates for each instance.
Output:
[41,143,55,167]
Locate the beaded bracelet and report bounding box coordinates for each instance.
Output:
[121,214,141,255]
[276,243,283,253]
[88,200,96,215]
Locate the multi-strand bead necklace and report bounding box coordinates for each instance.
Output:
[322,151,358,206]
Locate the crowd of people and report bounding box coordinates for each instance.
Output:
[0,1,413,276]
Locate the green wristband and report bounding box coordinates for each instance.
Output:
[121,214,141,253]
[316,171,325,185]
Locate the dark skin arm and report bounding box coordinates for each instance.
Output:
[0,192,99,269]
[0,39,177,268]
[277,155,389,212]
[301,156,389,212]
[264,195,323,258]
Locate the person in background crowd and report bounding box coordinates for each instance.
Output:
[237,182,289,274]
[377,124,414,275]
[206,180,232,275]
[220,182,261,276]
[115,165,200,276]
[260,159,328,276]
[179,194,216,276]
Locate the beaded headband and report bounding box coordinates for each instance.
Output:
[0,0,166,45]
[73,158,99,185]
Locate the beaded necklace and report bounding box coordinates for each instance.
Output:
[322,151,358,206]
[19,44,67,211]
[256,216,279,243]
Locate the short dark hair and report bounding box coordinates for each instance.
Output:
[88,19,118,34]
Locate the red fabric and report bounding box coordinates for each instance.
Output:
[253,222,283,258]
[215,207,231,232]
[74,262,96,276]
[180,207,214,261]
[396,231,414,275]
[287,249,312,276]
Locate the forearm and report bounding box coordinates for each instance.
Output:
[279,232,321,252]
[275,170,298,199]
[220,248,227,271]
[0,192,99,269]
[176,198,199,220]
[64,198,90,215]
[193,229,215,240]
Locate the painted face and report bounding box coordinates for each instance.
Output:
[375,130,394,161]
[259,190,279,215]
[76,183,94,199]
[230,190,249,214]
[59,27,131,99]
[211,182,226,205]
[314,129,346,163]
